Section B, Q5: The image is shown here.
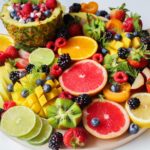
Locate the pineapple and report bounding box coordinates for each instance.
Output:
[0,1,63,50]
[11,73,62,118]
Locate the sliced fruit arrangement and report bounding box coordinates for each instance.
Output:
[0,0,150,149]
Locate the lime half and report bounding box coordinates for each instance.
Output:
[29,118,53,145]
[29,48,55,66]
[1,106,36,137]
[19,115,43,141]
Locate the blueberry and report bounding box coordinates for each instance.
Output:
[101,48,109,56]
[7,84,13,92]
[10,10,17,18]
[128,123,139,134]
[133,31,139,37]
[114,34,122,41]
[13,15,20,21]
[21,90,29,98]
[43,84,52,93]
[44,10,51,17]
[46,75,54,81]
[36,79,45,86]
[96,10,108,17]
[32,5,39,11]
[110,84,120,92]
[26,18,34,23]
[19,71,26,78]
[126,33,134,39]
[91,118,100,127]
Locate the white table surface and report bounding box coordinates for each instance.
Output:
[0,0,150,150]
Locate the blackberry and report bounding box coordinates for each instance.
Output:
[105,31,114,40]
[9,71,20,83]
[48,132,63,150]
[57,54,72,70]
[63,14,75,25]
[96,10,108,17]
[25,64,35,73]
[128,97,140,109]
[56,26,70,39]
[118,48,129,59]
[114,34,122,41]
[0,108,5,120]
[74,94,92,108]
[69,3,81,13]
[41,65,50,74]
[128,75,135,85]
[110,84,120,92]
[139,30,149,37]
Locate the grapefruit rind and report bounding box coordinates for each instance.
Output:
[59,59,108,96]
[83,99,130,139]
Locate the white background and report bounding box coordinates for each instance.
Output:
[0,0,150,150]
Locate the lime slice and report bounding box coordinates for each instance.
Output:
[0,95,4,108]
[29,48,55,66]
[29,118,53,145]
[19,115,43,141]
[1,106,36,137]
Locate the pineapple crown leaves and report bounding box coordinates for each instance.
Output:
[109,3,128,11]
[129,45,150,61]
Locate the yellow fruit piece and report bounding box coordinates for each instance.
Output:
[132,37,141,49]
[22,100,30,107]
[35,86,44,98]
[108,40,116,49]
[106,46,117,55]
[54,79,60,87]
[40,73,46,80]
[26,93,38,107]
[45,88,59,100]
[45,80,55,88]
[31,102,41,114]
[58,36,98,60]
[39,95,47,106]
[38,109,46,118]
[12,92,25,105]
[20,76,29,87]
[122,36,131,48]
[0,34,14,51]
[14,82,22,91]
[125,93,150,128]
[57,87,62,93]
[114,41,124,50]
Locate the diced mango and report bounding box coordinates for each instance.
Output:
[132,37,141,49]
[14,82,23,91]
[45,88,59,100]
[114,41,124,50]
[107,40,116,49]
[22,100,30,107]
[35,86,44,98]
[54,79,60,87]
[57,87,62,94]
[46,80,55,88]
[122,36,131,48]
[26,93,38,107]
[12,92,25,104]
[38,109,46,118]
[31,102,41,113]
[39,95,47,106]
[40,73,46,80]
[106,46,118,55]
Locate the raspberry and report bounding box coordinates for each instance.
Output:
[0,51,7,66]
[3,101,16,111]
[21,2,33,17]
[113,71,128,83]
[92,53,103,64]
[59,91,73,99]
[68,23,82,37]
[46,0,57,9]
[55,37,67,48]
[5,46,19,59]
[46,41,55,50]
[50,64,62,77]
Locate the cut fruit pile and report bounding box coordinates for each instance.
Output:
[0,0,150,150]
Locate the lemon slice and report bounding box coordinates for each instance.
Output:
[125,93,150,128]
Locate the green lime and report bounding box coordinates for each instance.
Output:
[0,95,4,108]
[29,118,53,145]
[19,115,43,141]
[29,48,55,66]
[1,106,36,137]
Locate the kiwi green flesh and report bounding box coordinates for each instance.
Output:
[47,99,82,129]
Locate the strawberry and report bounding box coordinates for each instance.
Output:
[3,101,16,111]
[46,0,57,9]
[21,2,33,17]
[92,53,103,64]
[63,128,87,148]
[50,64,62,77]
[68,23,83,37]
[113,71,128,83]
[15,58,29,69]
[123,13,143,32]
[110,3,127,21]
[146,78,150,93]
[0,52,7,65]
[18,49,30,60]
[5,46,19,59]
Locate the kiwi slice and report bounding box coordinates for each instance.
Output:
[47,98,82,129]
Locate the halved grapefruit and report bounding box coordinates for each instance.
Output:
[83,99,130,139]
[59,59,107,96]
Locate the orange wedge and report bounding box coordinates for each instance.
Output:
[58,36,98,60]
[0,34,14,51]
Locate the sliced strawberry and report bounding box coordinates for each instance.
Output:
[15,58,29,69]
[18,49,30,60]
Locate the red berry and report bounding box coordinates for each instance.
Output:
[3,101,16,111]
[92,53,103,64]
[0,51,7,65]
[59,91,73,99]
[21,2,33,17]
[46,0,57,9]
[123,18,134,32]
[113,71,128,83]
[50,64,62,77]
[68,23,83,37]
[46,41,55,50]
[55,37,67,48]
[15,58,29,69]
[5,46,19,59]
[63,128,87,148]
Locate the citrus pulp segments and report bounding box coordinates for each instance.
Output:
[58,36,98,60]
[83,99,130,139]
[125,93,150,128]
[1,106,36,137]
[19,115,43,141]
[29,118,53,145]
[59,59,108,96]
[29,48,55,66]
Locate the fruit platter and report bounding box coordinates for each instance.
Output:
[0,0,150,149]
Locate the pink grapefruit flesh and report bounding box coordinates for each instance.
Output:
[83,99,130,139]
[59,59,107,96]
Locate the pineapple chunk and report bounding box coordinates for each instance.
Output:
[114,41,124,50]
[35,86,44,98]
[132,37,141,49]
[108,40,116,49]
[122,36,131,48]
[39,95,48,106]
[54,79,60,87]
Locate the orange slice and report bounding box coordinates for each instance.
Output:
[0,34,14,51]
[58,36,98,60]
